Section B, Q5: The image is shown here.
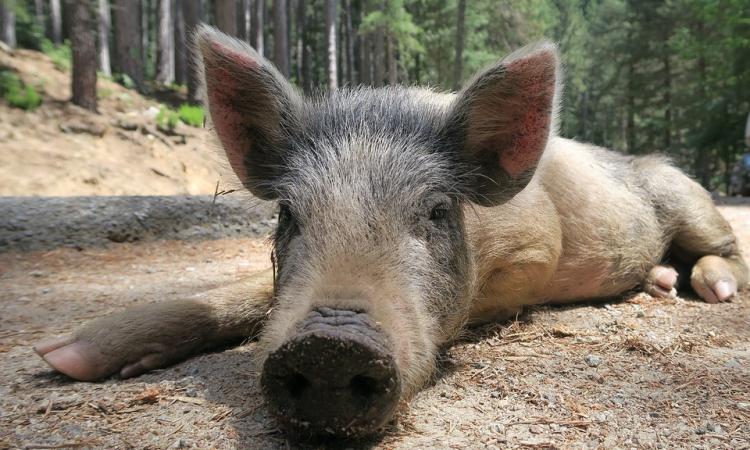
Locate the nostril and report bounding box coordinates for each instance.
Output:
[284,372,310,398]
[350,374,379,398]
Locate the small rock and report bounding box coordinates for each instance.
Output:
[696,421,722,435]
[724,358,741,369]
[584,354,603,367]
[41,288,52,294]
[29,270,46,278]
[737,402,750,411]
[171,438,189,448]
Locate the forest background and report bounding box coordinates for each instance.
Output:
[1,0,749,192]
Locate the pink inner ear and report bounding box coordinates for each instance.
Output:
[204,41,261,183]
[497,52,555,179]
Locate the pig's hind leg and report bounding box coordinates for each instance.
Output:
[639,159,749,302]
[34,269,275,381]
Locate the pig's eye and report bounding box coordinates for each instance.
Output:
[429,205,449,221]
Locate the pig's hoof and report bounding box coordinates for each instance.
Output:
[691,275,737,303]
[643,265,678,298]
[690,256,738,303]
[34,336,176,381]
[34,336,115,381]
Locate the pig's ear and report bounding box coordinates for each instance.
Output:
[448,42,560,206]
[195,25,302,200]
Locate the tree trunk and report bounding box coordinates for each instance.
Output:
[452,0,465,90]
[50,0,62,44]
[251,0,263,55]
[68,0,97,111]
[174,0,186,84]
[34,0,46,33]
[240,0,251,41]
[114,0,144,91]
[295,0,305,88]
[157,0,175,84]
[386,34,396,85]
[215,0,237,36]
[373,27,384,86]
[325,0,337,89]
[97,0,111,76]
[359,34,371,85]
[626,58,635,153]
[182,0,200,102]
[273,0,289,77]
[0,0,16,49]
[344,0,354,84]
[662,52,671,152]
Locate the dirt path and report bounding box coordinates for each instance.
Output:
[1,204,749,449]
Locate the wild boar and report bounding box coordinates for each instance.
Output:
[34,25,748,439]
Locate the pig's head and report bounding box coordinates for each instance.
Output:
[196,25,559,438]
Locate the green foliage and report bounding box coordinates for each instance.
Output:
[177,104,204,128]
[97,87,114,99]
[157,104,205,130]
[41,39,71,71]
[14,0,45,50]
[156,106,180,131]
[0,70,42,110]
[115,73,137,90]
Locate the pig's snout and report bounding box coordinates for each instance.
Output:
[261,307,401,438]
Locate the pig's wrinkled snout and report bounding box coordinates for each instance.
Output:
[261,307,401,438]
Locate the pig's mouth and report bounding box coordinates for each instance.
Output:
[261,307,402,438]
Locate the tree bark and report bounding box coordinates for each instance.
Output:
[157,0,175,84]
[34,0,46,33]
[273,0,289,77]
[295,0,305,88]
[240,0,251,41]
[113,0,144,91]
[68,0,97,111]
[50,0,62,44]
[251,0,263,55]
[344,0,354,84]
[452,0,465,90]
[359,34,371,85]
[325,0,337,89]
[386,34,396,85]
[0,0,16,49]
[215,0,237,36]
[174,0,186,84]
[97,0,111,76]
[182,0,200,102]
[662,52,671,152]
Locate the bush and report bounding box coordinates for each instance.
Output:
[0,70,42,110]
[178,104,204,127]
[156,106,180,131]
[41,39,71,71]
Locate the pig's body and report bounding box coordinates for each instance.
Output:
[34,27,748,440]
[470,137,672,321]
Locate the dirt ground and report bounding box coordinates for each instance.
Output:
[0,47,224,197]
[0,204,748,449]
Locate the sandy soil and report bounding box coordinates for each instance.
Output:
[0,48,226,197]
[1,204,749,449]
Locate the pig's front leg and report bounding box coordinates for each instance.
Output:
[34,269,275,381]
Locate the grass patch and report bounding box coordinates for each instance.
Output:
[157,106,180,131]
[178,104,204,127]
[0,70,42,110]
[41,39,71,71]
[157,104,205,131]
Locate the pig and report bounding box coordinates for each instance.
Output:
[34,25,748,439]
